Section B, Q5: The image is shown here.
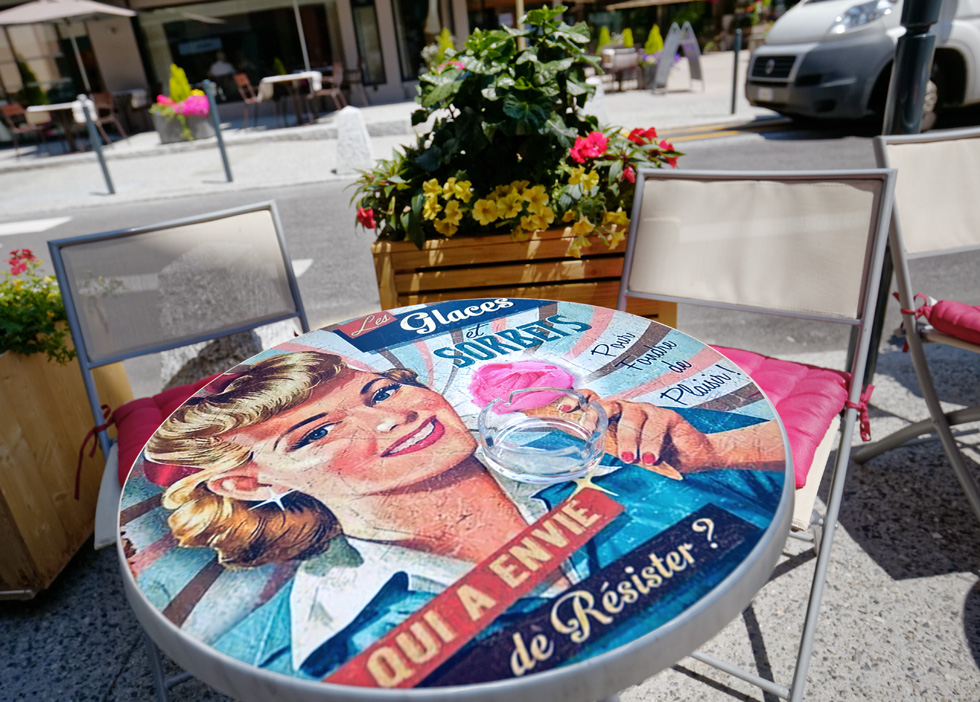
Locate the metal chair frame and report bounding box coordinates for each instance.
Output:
[617,168,897,702]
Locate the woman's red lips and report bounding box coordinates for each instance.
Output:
[382,418,444,457]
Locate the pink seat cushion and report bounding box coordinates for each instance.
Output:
[113,373,222,486]
[920,300,980,346]
[712,346,851,489]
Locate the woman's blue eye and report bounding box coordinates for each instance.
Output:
[372,383,400,404]
[295,424,333,449]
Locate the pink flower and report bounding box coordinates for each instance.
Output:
[569,131,609,163]
[174,95,210,117]
[469,361,575,413]
[8,248,36,275]
[622,165,635,183]
[356,206,376,229]
[156,95,174,107]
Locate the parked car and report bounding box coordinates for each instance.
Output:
[745,0,980,127]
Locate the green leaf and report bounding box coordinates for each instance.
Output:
[411,109,429,126]
[422,79,462,108]
[502,92,550,132]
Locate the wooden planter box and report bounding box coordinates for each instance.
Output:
[371,228,677,326]
[0,350,132,599]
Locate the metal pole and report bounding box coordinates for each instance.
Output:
[203,80,233,183]
[858,0,942,385]
[66,20,92,93]
[731,29,742,115]
[291,0,311,72]
[79,95,114,194]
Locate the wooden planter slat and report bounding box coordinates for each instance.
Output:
[396,257,626,293]
[372,230,677,327]
[0,349,132,598]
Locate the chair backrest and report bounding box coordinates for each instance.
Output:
[873,127,980,258]
[47,202,309,456]
[233,72,256,99]
[1,103,26,126]
[618,169,895,387]
[92,92,114,114]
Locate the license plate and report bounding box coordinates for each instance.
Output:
[756,86,775,102]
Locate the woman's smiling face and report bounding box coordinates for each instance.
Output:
[226,369,476,506]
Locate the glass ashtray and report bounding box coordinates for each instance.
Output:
[476,387,608,484]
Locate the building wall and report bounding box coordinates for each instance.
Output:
[88,17,148,92]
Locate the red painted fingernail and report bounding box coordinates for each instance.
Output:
[642,453,656,465]
[621,452,635,463]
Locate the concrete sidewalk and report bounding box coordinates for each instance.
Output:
[0,51,775,218]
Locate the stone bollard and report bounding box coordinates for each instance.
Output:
[335,105,374,176]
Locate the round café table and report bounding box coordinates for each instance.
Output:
[117,299,793,702]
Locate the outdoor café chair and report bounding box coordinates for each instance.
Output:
[617,168,896,702]
[234,72,276,129]
[852,128,980,524]
[91,91,128,144]
[48,202,308,700]
[1,102,53,157]
[308,61,347,116]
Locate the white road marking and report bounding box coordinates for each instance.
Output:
[0,217,71,236]
[292,258,312,277]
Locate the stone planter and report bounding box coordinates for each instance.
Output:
[151,112,216,145]
[0,348,132,598]
[371,229,676,325]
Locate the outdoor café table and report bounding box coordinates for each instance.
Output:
[117,298,793,702]
[258,70,322,125]
[26,98,93,153]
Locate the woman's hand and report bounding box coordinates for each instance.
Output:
[572,389,719,479]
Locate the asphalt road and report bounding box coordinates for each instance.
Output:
[2,121,975,390]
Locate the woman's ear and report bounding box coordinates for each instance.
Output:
[206,469,292,503]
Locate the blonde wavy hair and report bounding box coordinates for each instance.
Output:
[146,351,420,567]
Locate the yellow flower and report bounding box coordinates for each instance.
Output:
[568,166,586,186]
[499,194,523,219]
[442,177,458,198]
[524,186,549,215]
[511,226,529,242]
[423,179,441,198]
[566,231,588,259]
[607,227,626,248]
[539,207,555,226]
[443,199,463,226]
[433,218,458,237]
[511,180,530,193]
[581,170,599,191]
[521,214,537,232]
[422,195,442,220]
[603,208,630,228]
[562,210,576,222]
[472,198,499,225]
[454,180,474,203]
[572,216,594,236]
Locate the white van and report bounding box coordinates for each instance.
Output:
[745,0,980,125]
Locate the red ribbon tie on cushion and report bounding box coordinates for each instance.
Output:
[75,404,114,500]
[845,385,875,442]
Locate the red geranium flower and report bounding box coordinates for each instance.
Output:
[659,139,678,168]
[569,131,609,163]
[627,127,658,145]
[356,206,376,229]
[8,248,36,275]
[622,165,636,184]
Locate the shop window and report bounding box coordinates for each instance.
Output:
[351,0,385,86]
[392,0,442,81]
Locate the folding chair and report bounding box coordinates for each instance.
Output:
[617,169,896,702]
[48,201,308,700]
[852,128,980,523]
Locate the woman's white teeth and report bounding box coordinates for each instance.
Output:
[389,420,434,455]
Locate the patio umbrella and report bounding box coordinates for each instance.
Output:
[0,0,136,93]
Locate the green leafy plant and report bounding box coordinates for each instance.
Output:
[644,25,664,55]
[0,249,74,364]
[596,25,611,51]
[351,6,681,257]
[622,28,634,48]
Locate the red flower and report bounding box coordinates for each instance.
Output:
[627,127,658,145]
[569,131,609,163]
[7,248,36,275]
[658,139,678,168]
[622,165,635,184]
[356,206,376,229]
